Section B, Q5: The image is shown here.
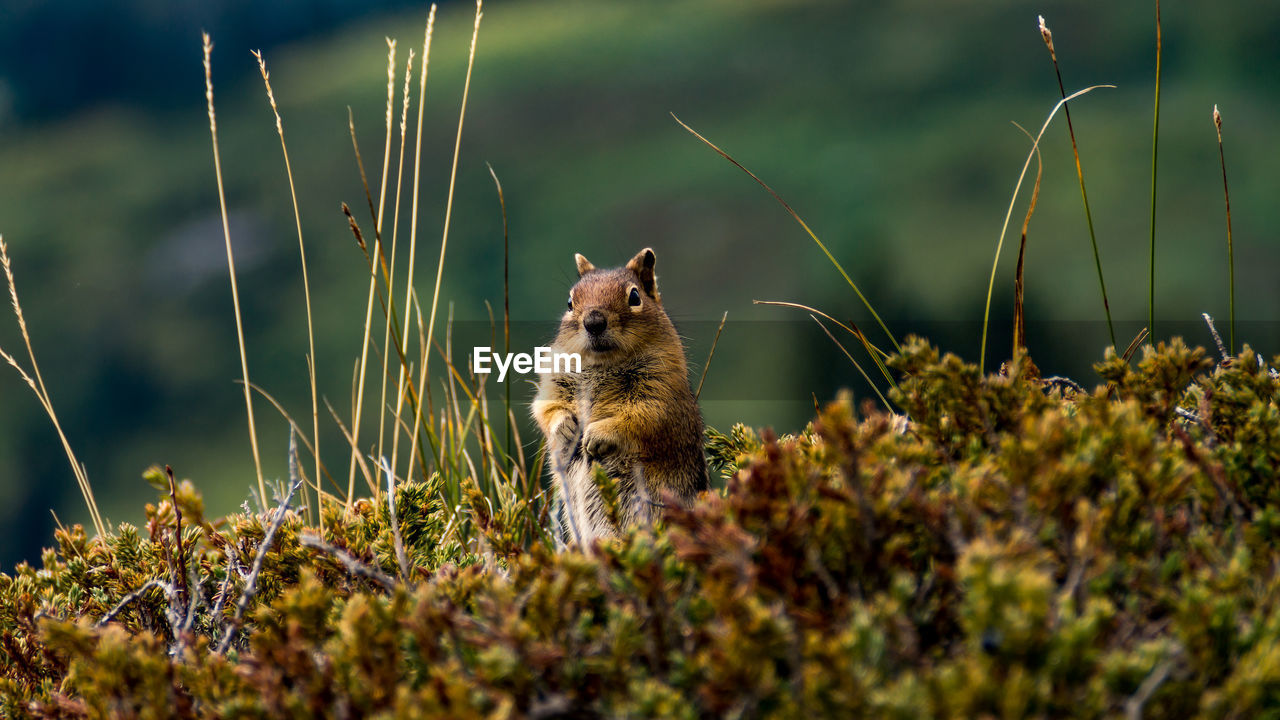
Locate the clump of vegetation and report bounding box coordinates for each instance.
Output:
[4,337,1280,717]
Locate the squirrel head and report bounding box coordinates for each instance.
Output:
[559,248,667,360]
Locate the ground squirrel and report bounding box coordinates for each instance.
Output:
[532,247,708,546]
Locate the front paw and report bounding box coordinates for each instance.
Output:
[550,414,580,468]
[583,424,624,462]
[552,414,580,449]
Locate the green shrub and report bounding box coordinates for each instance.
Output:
[4,338,1280,718]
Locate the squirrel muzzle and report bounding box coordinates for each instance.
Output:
[582,309,618,352]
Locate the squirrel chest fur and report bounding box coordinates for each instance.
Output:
[531,247,708,546]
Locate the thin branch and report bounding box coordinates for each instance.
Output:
[1124,653,1178,720]
[97,580,171,628]
[1202,313,1227,361]
[380,457,412,582]
[216,475,302,654]
[299,533,396,592]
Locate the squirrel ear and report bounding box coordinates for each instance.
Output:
[575,253,595,277]
[626,248,658,299]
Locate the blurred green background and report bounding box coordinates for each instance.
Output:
[2,0,1279,568]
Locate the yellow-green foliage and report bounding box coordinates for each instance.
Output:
[5,337,1280,718]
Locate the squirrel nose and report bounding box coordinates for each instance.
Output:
[583,310,607,336]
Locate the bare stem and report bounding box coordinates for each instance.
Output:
[217,475,302,654]
[299,533,396,591]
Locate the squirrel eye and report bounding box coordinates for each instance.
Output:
[628,287,641,308]
[567,294,574,311]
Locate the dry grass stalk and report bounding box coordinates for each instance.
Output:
[204,33,265,503]
[1213,105,1235,355]
[390,4,438,492]
[1037,15,1115,349]
[1011,121,1044,356]
[1148,0,1163,338]
[810,314,891,411]
[377,38,397,237]
[376,46,418,479]
[326,397,374,486]
[252,49,323,529]
[0,236,106,537]
[349,43,414,506]
[415,0,484,484]
[485,163,513,473]
[244,380,335,490]
[695,311,729,403]
[979,84,1113,372]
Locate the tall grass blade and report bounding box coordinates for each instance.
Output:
[252,50,322,530]
[347,120,381,503]
[377,39,397,239]
[695,311,728,403]
[377,48,417,470]
[407,0,483,485]
[1010,121,1043,356]
[421,0,484,436]
[243,380,334,496]
[753,299,896,393]
[486,163,512,474]
[0,237,106,537]
[408,292,436,483]
[1213,105,1235,355]
[1038,16,1116,349]
[979,85,1113,372]
[391,4,437,485]
[810,315,892,412]
[1148,0,1163,339]
[672,113,900,354]
[346,43,407,505]
[203,33,265,503]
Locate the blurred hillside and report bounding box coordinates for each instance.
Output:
[2,0,1279,568]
